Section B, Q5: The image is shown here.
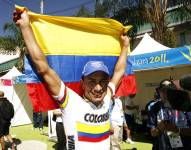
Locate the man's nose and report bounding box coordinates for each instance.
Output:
[94,83,102,91]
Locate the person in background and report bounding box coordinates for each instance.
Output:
[173,74,191,92]
[110,97,124,150]
[147,79,191,150]
[123,119,134,144]
[0,91,15,150]
[53,109,66,150]
[122,94,139,143]
[33,110,43,131]
[142,92,160,138]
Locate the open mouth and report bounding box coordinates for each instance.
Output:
[93,94,102,98]
[92,92,103,98]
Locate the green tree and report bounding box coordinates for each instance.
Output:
[94,0,112,17]
[75,5,93,17]
[0,23,25,71]
[98,0,191,47]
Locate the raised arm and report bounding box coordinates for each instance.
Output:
[13,10,61,96]
[110,34,130,88]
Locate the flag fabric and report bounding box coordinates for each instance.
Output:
[16,5,136,112]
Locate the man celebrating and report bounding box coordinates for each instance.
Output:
[14,9,130,150]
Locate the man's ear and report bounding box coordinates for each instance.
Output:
[80,79,85,90]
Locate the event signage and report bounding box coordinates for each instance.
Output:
[129,46,191,70]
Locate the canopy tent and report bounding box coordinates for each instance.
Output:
[0,66,33,126]
[131,33,170,56]
[0,49,19,73]
[128,33,191,109]
[129,33,191,71]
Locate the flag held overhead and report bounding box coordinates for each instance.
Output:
[15,5,136,112]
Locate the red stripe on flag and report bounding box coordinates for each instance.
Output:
[26,83,59,112]
[26,75,136,112]
[116,75,137,96]
[26,82,83,112]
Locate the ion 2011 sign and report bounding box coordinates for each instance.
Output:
[149,53,166,63]
[131,53,167,66]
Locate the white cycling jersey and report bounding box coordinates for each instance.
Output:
[53,81,115,150]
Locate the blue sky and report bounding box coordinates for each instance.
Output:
[0,0,95,36]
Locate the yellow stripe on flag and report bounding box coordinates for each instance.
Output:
[15,5,132,56]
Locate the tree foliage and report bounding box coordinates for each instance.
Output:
[0,23,26,71]
[75,5,93,17]
[95,0,113,17]
[96,0,191,47]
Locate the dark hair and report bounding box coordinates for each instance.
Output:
[180,74,191,91]
[157,79,176,91]
[157,79,191,111]
[0,91,4,97]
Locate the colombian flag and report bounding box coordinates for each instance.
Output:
[16,6,136,112]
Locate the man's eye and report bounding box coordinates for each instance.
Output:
[89,80,96,85]
[100,80,108,85]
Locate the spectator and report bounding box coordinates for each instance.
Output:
[147,79,191,150]
[142,92,160,137]
[14,9,129,150]
[0,91,15,150]
[33,111,43,131]
[122,94,139,139]
[110,97,124,150]
[53,109,66,150]
[174,74,191,91]
[123,120,134,144]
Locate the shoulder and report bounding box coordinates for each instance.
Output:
[149,100,162,113]
[107,82,115,98]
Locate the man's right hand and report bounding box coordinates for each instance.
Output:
[13,9,30,28]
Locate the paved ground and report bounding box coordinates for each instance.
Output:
[7,140,47,150]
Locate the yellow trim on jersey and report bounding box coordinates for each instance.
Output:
[59,90,69,108]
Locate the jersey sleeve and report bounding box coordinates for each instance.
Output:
[52,81,69,109]
[108,82,115,96]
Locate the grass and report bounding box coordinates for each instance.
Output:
[2,124,153,150]
[9,124,55,149]
[120,133,153,150]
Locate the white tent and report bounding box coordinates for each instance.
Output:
[0,51,19,64]
[129,33,191,109]
[0,49,20,73]
[130,33,170,56]
[0,66,33,126]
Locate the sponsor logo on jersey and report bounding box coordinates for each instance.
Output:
[84,111,109,123]
[68,135,75,150]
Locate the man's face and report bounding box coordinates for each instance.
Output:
[81,71,109,105]
[158,88,167,102]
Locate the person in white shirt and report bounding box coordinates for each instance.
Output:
[110,97,124,150]
[122,94,139,143]
[14,9,130,150]
[53,109,66,150]
[110,97,134,150]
